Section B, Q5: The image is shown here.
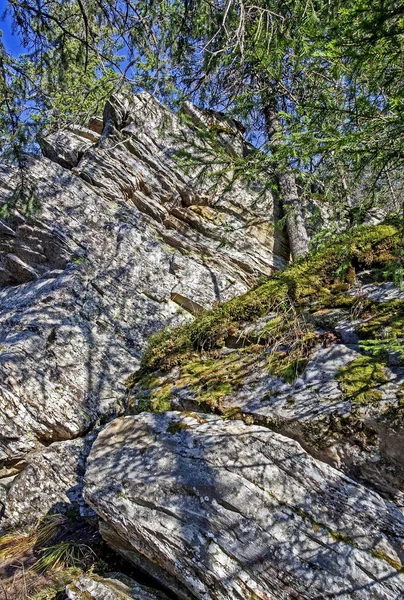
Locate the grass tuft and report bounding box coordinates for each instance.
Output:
[31,541,95,574]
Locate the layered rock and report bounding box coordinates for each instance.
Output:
[136,338,404,505]
[3,433,96,530]
[0,92,288,528]
[84,411,404,600]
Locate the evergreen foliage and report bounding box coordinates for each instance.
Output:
[1,1,403,249]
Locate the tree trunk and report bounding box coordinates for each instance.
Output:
[263,101,309,260]
[277,170,310,259]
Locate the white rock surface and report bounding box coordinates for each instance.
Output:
[0,93,288,485]
[3,434,96,530]
[84,412,404,600]
[66,573,171,600]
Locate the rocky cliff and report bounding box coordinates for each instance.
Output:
[0,93,403,600]
[0,93,287,526]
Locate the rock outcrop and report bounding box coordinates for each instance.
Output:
[2,92,404,600]
[84,411,404,600]
[0,93,288,529]
[133,224,404,506]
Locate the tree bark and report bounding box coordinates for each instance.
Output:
[263,101,309,260]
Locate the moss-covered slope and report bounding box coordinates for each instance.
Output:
[128,220,404,500]
[140,220,403,374]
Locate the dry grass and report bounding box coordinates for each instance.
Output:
[0,513,135,599]
[0,514,96,599]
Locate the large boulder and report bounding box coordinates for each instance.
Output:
[84,412,404,600]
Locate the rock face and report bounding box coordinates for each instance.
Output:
[0,92,288,527]
[220,336,404,504]
[84,412,404,600]
[131,230,404,506]
[3,92,404,600]
[3,433,96,530]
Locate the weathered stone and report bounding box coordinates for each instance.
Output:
[3,253,38,282]
[359,281,404,302]
[0,93,288,527]
[3,433,96,530]
[0,211,70,285]
[221,342,404,502]
[84,412,404,600]
[66,573,171,600]
[40,129,95,169]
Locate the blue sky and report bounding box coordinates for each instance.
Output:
[0,0,23,55]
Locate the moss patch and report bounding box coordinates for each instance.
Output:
[370,550,403,572]
[131,377,173,413]
[141,222,402,373]
[336,356,388,404]
[266,352,308,384]
[166,421,191,435]
[356,299,404,365]
[177,349,258,410]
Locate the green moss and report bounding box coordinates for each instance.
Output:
[265,331,317,384]
[196,383,232,407]
[133,381,173,413]
[336,356,388,404]
[359,339,404,364]
[291,505,358,546]
[135,396,153,413]
[327,528,357,546]
[149,384,173,412]
[137,373,162,390]
[356,299,404,365]
[223,406,244,420]
[267,352,308,384]
[166,421,191,434]
[370,550,403,572]
[175,349,258,410]
[141,223,401,373]
[258,315,287,342]
[357,300,404,338]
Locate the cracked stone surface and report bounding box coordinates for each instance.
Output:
[84,411,404,600]
[143,281,404,505]
[221,342,404,504]
[0,93,288,528]
[3,434,96,530]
